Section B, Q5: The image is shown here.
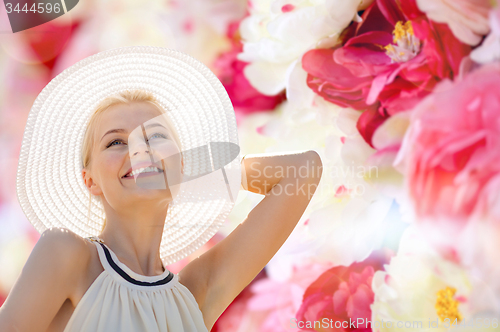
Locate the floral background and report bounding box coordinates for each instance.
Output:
[1,0,500,330]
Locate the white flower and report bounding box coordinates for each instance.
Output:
[226,97,339,281]
[370,111,414,222]
[305,107,403,266]
[471,7,500,64]
[371,225,499,331]
[248,97,399,270]
[454,212,500,312]
[238,0,367,96]
[416,0,492,46]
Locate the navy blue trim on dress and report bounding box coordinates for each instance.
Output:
[97,242,174,286]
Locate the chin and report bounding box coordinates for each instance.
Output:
[132,185,179,202]
[133,173,181,194]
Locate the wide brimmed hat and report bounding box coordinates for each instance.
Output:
[16,46,241,265]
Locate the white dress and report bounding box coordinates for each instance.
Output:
[63,236,209,332]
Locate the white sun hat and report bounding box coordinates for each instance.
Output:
[16,46,241,265]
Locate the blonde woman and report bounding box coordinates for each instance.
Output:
[0,47,322,331]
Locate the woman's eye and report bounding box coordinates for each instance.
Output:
[106,139,124,148]
[148,132,168,141]
[106,133,166,148]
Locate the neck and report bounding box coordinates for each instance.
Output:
[99,199,168,276]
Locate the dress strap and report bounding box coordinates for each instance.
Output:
[85,236,174,287]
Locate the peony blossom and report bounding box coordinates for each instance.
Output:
[245,262,335,331]
[368,111,411,200]
[302,0,471,147]
[395,62,500,224]
[237,0,370,96]
[371,225,499,331]
[296,250,391,331]
[213,21,286,120]
[255,96,397,267]
[455,215,500,313]
[212,270,269,332]
[416,0,492,46]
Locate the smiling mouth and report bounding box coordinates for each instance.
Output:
[122,166,164,178]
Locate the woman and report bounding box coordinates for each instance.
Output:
[0,47,322,331]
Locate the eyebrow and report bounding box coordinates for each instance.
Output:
[100,123,167,142]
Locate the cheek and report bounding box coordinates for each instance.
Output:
[98,149,127,175]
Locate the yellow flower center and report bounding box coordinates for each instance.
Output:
[384,21,420,63]
[435,286,463,323]
[393,21,414,43]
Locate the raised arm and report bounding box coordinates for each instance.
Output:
[0,228,89,332]
[179,150,322,329]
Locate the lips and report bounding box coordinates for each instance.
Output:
[122,162,164,178]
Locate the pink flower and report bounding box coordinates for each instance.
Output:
[397,62,500,224]
[302,0,470,147]
[245,262,334,332]
[416,0,492,46]
[296,250,391,331]
[212,270,268,332]
[215,261,337,331]
[213,20,285,124]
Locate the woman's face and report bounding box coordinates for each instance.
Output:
[84,102,183,210]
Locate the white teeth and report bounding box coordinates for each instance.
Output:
[126,166,162,177]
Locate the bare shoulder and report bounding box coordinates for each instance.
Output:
[37,227,92,272]
[0,227,92,331]
[29,227,95,303]
[38,227,90,250]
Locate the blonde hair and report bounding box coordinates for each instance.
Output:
[81,89,183,232]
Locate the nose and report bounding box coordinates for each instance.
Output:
[130,139,153,157]
[133,149,150,157]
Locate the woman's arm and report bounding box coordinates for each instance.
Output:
[239,151,322,195]
[180,150,322,329]
[0,228,89,332]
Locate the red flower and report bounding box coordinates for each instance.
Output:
[295,250,391,331]
[24,21,81,71]
[302,0,470,147]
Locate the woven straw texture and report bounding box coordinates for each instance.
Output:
[16,46,241,265]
